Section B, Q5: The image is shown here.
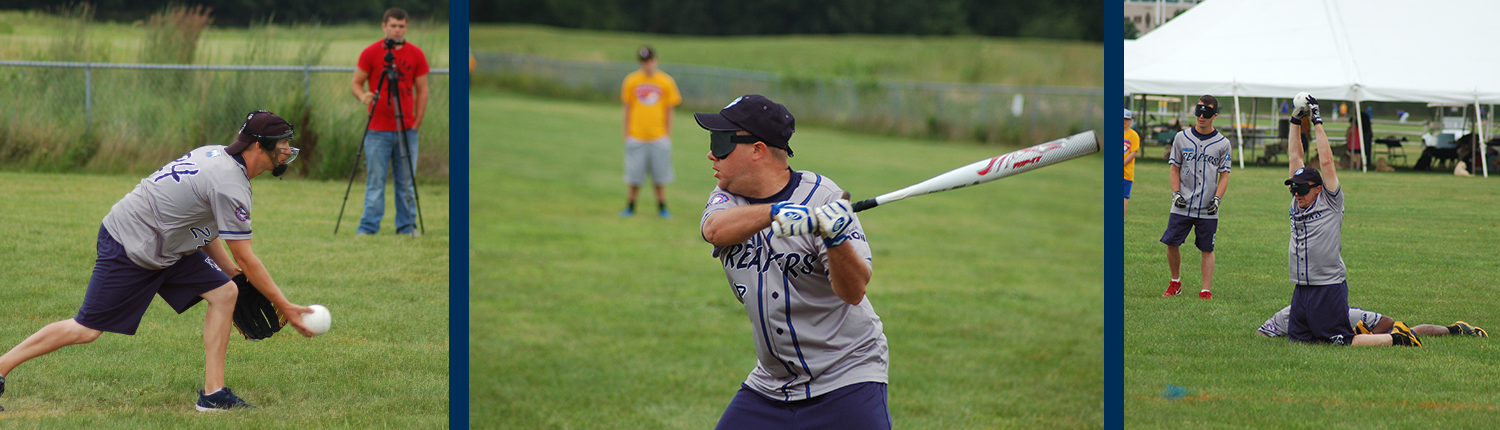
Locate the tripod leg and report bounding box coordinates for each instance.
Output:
[336,68,388,235]
[387,74,424,236]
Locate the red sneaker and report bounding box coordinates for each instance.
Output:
[1162,280,1182,297]
[1199,289,1212,300]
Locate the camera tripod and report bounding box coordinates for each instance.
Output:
[335,39,425,235]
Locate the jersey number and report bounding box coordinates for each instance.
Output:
[191,227,215,246]
[152,153,201,183]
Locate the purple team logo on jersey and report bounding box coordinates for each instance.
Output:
[708,193,730,207]
[234,205,250,222]
[153,162,200,183]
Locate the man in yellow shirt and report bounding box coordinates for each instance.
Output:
[621,46,683,218]
[1124,109,1141,215]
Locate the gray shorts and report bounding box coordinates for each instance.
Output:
[624,137,674,186]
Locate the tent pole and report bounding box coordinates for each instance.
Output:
[1478,96,1488,178]
[1233,87,1245,169]
[1355,96,1366,173]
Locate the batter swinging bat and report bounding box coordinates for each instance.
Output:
[850,130,1100,212]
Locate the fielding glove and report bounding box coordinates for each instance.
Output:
[1173,192,1188,209]
[1208,196,1221,215]
[231,273,285,341]
[770,201,817,237]
[814,199,855,248]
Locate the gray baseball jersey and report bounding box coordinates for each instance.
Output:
[1288,183,1345,285]
[1258,305,1381,337]
[701,170,886,402]
[1167,129,1233,219]
[102,145,254,270]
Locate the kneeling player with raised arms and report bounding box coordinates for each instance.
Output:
[0,111,317,412]
[697,95,890,429]
[1283,93,1417,347]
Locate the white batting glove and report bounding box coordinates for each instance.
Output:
[770,202,817,237]
[1207,196,1221,215]
[1306,96,1323,126]
[814,199,855,247]
[1172,192,1188,209]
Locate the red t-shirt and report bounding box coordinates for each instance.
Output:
[358,40,430,131]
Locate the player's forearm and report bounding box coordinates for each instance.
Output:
[827,244,871,305]
[1312,124,1335,170]
[1288,125,1305,173]
[1215,172,1229,198]
[227,242,295,309]
[201,238,240,277]
[702,204,774,247]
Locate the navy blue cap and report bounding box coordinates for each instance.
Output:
[694,95,795,157]
[1285,167,1323,187]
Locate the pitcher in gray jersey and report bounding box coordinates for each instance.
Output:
[1160,95,1232,300]
[696,95,891,430]
[0,111,319,412]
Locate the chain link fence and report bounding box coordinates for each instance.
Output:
[0,61,450,180]
[475,52,1100,145]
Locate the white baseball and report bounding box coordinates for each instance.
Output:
[304,304,332,336]
[1292,92,1312,116]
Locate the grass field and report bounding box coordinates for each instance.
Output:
[469,89,1103,428]
[472,24,1101,87]
[0,172,448,428]
[1124,161,1500,428]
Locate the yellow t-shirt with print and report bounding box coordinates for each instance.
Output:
[621,69,683,140]
[1124,127,1141,181]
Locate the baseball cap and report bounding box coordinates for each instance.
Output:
[1124,109,1133,119]
[637,46,655,62]
[1285,167,1323,187]
[694,95,796,157]
[226,110,294,155]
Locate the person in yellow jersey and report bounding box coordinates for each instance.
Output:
[620,45,684,218]
[1124,109,1141,215]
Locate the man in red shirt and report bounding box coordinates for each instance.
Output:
[350,8,430,236]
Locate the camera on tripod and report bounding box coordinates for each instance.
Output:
[383,37,405,50]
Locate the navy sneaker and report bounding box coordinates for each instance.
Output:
[196,387,256,412]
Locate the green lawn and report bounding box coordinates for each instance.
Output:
[0,172,448,428]
[1124,161,1500,428]
[471,24,1101,87]
[468,89,1103,429]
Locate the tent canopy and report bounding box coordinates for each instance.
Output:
[1124,0,1500,104]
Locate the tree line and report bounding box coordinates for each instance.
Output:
[471,0,1102,42]
[0,0,448,25]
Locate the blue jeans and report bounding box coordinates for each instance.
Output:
[358,129,418,234]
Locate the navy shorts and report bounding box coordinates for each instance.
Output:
[715,382,891,430]
[1124,179,1133,199]
[1288,281,1354,344]
[75,226,231,335]
[1160,213,1217,252]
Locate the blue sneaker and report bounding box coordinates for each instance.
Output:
[658,208,671,219]
[620,207,634,217]
[196,387,256,412]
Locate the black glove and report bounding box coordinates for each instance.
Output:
[1306,95,1323,126]
[231,273,285,340]
[1173,192,1188,209]
[1208,196,1221,215]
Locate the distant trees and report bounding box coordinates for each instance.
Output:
[471,0,1103,42]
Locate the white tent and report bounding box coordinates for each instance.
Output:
[1124,0,1500,174]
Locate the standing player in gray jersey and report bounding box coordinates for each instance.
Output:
[0,111,318,412]
[1257,305,1487,339]
[1161,95,1232,299]
[1284,95,1417,347]
[696,95,890,430]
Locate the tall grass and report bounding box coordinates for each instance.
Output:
[0,8,449,181]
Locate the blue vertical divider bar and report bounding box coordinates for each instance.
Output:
[450,0,469,427]
[1104,0,1123,428]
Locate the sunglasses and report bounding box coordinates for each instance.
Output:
[710,130,761,159]
[1288,182,1313,196]
[1195,104,1218,118]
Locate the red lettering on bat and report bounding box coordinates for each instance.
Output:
[977,155,1008,175]
[977,143,1065,175]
